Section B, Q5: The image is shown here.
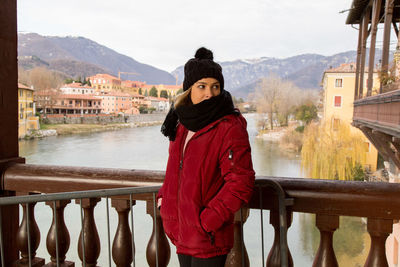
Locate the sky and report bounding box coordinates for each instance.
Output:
[18,0,366,72]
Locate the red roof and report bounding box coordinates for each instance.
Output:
[62,82,93,89]
[18,83,33,90]
[324,63,377,73]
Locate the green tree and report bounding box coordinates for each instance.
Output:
[138,88,142,95]
[144,89,148,96]
[176,88,183,95]
[149,86,158,97]
[295,104,318,125]
[160,90,168,99]
[64,78,74,84]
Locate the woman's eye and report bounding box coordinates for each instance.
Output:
[212,85,220,90]
[198,85,205,89]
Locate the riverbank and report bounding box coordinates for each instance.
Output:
[24,121,162,139]
[257,126,303,152]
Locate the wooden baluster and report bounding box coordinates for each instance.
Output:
[364,218,393,267]
[226,207,250,267]
[267,210,293,267]
[15,202,45,267]
[146,200,170,267]
[312,214,339,267]
[111,199,135,267]
[44,200,74,267]
[75,198,100,267]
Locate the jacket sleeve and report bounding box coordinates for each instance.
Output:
[200,122,255,234]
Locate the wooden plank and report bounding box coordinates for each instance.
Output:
[381,0,395,93]
[355,22,363,101]
[367,0,382,96]
[0,1,21,265]
[360,7,371,98]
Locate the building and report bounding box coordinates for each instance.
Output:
[98,92,138,114]
[88,74,122,93]
[18,83,39,138]
[321,63,379,171]
[60,83,95,95]
[35,90,102,115]
[121,80,147,95]
[147,96,170,112]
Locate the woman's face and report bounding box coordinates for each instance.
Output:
[190,78,221,104]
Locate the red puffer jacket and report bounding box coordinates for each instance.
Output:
[158,112,255,258]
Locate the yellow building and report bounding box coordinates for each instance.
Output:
[322,63,379,171]
[18,83,39,138]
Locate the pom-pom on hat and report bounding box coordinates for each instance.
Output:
[183,47,224,92]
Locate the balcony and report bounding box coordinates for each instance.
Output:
[0,163,399,266]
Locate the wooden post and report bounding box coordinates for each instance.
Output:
[355,21,363,101]
[359,7,371,98]
[367,0,382,96]
[76,198,101,267]
[313,214,339,267]
[0,1,21,264]
[146,200,170,267]
[381,0,395,93]
[111,199,135,267]
[365,218,393,267]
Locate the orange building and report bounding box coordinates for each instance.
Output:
[88,74,122,93]
[98,92,138,114]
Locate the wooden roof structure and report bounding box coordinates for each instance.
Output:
[346,0,400,24]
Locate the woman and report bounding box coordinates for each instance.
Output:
[158,47,255,267]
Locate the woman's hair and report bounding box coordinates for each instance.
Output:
[174,87,192,108]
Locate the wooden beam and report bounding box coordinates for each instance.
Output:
[381,0,395,93]
[355,22,363,101]
[371,130,400,169]
[0,1,21,265]
[360,7,372,98]
[367,0,382,96]
[393,21,399,37]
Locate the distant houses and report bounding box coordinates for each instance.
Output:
[32,73,180,118]
[18,83,39,138]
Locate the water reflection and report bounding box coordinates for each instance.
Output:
[298,213,370,266]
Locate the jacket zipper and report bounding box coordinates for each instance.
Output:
[177,129,188,239]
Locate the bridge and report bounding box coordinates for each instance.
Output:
[1,0,400,266]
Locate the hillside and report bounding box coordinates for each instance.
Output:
[18,33,176,84]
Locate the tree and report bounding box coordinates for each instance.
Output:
[254,74,287,130]
[160,90,168,99]
[138,88,143,95]
[176,88,183,95]
[149,86,158,97]
[295,104,318,125]
[144,89,148,96]
[301,121,367,180]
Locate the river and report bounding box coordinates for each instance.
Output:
[19,113,368,266]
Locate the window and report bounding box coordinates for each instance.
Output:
[20,113,23,119]
[365,142,370,152]
[69,101,73,105]
[335,79,343,87]
[334,96,342,107]
[332,118,340,130]
[19,90,23,97]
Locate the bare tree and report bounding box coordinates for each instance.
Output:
[254,74,288,130]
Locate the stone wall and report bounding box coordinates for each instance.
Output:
[43,113,165,125]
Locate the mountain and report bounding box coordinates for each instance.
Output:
[18,33,176,84]
[172,50,389,98]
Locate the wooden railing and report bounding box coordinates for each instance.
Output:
[2,163,400,266]
[353,88,400,130]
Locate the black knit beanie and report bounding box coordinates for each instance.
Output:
[183,47,224,91]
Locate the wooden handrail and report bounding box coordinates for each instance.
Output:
[3,163,400,220]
